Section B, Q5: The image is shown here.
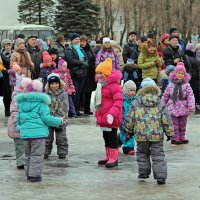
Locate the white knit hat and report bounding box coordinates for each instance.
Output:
[141,78,156,88]
[123,80,136,95]
[103,37,111,44]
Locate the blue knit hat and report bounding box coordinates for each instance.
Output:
[141,78,156,88]
[70,33,80,41]
[166,65,175,76]
[47,73,60,85]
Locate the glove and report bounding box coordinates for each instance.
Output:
[166,136,172,141]
[60,118,68,127]
[107,114,114,124]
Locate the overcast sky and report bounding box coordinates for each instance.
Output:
[0,0,20,25]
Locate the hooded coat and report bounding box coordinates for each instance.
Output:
[161,73,195,116]
[95,70,123,128]
[125,85,174,142]
[138,43,161,79]
[15,92,62,139]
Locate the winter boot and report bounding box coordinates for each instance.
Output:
[59,154,66,159]
[181,139,189,144]
[98,147,109,165]
[171,140,182,145]
[105,148,118,168]
[29,176,42,182]
[138,174,149,179]
[122,147,135,155]
[157,179,166,185]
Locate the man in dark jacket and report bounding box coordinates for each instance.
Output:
[26,35,43,79]
[122,31,139,64]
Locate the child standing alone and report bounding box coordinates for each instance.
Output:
[95,58,123,168]
[15,78,63,182]
[45,73,69,159]
[118,80,136,155]
[125,78,174,184]
[161,62,195,144]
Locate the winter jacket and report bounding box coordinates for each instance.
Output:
[138,43,161,79]
[65,46,88,78]
[15,92,62,139]
[10,48,34,78]
[95,49,120,70]
[52,41,66,58]
[7,86,24,139]
[95,70,123,128]
[122,41,139,64]
[125,85,174,142]
[45,80,69,119]
[163,45,189,70]
[53,68,75,95]
[39,64,56,87]
[161,73,195,117]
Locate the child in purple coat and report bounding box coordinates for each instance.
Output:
[161,62,195,144]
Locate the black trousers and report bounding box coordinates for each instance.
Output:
[103,128,118,149]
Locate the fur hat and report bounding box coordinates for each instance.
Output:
[21,78,43,92]
[58,58,67,69]
[123,80,136,95]
[12,62,21,72]
[1,39,12,49]
[70,33,80,41]
[14,38,25,48]
[42,51,54,67]
[141,78,156,88]
[95,58,112,76]
[174,62,186,75]
[160,33,170,43]
[166,65,175,76]
[186,43,196,51]
[47,73,60,85]
[103,37,111,44]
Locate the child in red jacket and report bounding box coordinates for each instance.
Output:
[95,58,123,168]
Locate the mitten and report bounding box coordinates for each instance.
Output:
[60,118,68,127]
[166,136,172,141]
[15,122,21,133]
[107,114,114,124]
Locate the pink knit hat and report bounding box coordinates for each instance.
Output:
[58,57,67,68]
[12,62,21,72]
[174,62,186,75]
[21,78,43,92]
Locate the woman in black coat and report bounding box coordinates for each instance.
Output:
[0,39,13,116]
[80,35,96,115]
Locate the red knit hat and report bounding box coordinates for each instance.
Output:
[160,33,170,43]
[42,51,53,67]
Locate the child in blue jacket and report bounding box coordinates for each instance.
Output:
[15,78,65,182]
[118,80,136,155]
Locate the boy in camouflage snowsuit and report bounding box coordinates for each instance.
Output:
[125,78,174,184]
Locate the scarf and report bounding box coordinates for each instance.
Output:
[172,80,184,103]
[15,48,33,69]
[72,43,85,60]
[94,80,106,110]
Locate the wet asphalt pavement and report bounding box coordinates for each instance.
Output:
[0,100,200,200]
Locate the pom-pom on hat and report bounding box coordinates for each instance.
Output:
[95,58,112,76]
[174,62,186,75]
[160,33,170,43]
[123,80,136,96]
[70,33,80,41]
[47,73,60,85]
[21,78,43,93]
[141,78,156,88]
[166,65,175,76]
[12,62,21,72]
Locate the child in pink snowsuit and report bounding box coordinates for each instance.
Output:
[95,58,123,168]
[161,62,195,144]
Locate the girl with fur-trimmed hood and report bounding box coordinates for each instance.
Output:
[138,42,162,82]
[161,62,195,145]
[125,78,174,185]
